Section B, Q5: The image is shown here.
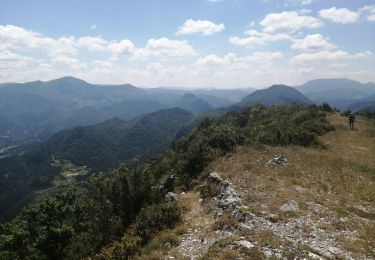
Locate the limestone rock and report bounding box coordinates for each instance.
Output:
[233,240,255,249]
[208,172,223,183]
[279,201,299,213]
[165,192,177,202]
[267,154,288,166]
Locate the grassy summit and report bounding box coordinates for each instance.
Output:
[159,113,375,259]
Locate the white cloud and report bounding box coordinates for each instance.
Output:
[298,9,312,15]
[51,56,86,70]
[132,38,197,60]
[359,4,375,22]
[290,50,373,63]
[197,53,236,65]
[319,7,359,24]
[0,25,77,58]
[288,0,314,6]
[260,11,322,33]
[229,29,293,47]
[229,36,264,47]
[107,39,135,55]
[239,52,284,63]
[0,49,29,69]
[290,34,336,52]
[177,19,225,35]
[261,0,314,6]
[77,36,108,51]
[0,23,374,87]
[197,51,283,66]
[90,24,97,30]
[329,63,348,68]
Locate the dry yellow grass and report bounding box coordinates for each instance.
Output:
[204,113,375,257]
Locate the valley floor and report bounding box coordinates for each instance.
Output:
[143,113,375,259]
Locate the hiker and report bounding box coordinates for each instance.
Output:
[348,112,356,130]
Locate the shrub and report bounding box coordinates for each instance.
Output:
[131,202,181,243]
[96,234,142,259]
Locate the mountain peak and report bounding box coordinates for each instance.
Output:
[241,84,313,106]
[47,76,89,85]
[176,93,213,113]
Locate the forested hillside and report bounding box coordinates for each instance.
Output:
[0,104,335,259]
[0,108,195,222]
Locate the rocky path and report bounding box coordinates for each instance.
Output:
[175,192,214,259]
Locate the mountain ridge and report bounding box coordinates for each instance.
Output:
[241,84,313,106]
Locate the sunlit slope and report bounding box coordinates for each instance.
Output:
[202,113,375,258]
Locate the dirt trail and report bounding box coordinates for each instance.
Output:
[175,192,226,259]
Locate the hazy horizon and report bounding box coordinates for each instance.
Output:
[1,75,375,91]
[1,0,374,88]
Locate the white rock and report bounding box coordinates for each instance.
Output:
[279,201,299,213]
[208,172,223,183]
[165,192,177,202]
[234,240,255,249]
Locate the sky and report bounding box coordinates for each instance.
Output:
[0,0,374,88]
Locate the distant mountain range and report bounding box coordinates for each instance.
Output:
[241,85,313,106]
[295,78,375,110]
[0,77,255,148]
[347,94,375,112]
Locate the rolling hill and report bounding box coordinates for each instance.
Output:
[174,93,214,113]
[347,94,375,112]
[295,78,375,109]
[0,77,252,148]
[241,85,313,106]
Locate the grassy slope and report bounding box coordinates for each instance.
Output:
[207,113,374,258]
[147,113,375,259]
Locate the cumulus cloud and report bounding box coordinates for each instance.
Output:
[0,24,197,65]
[229,29,293,47]
[319,7,359,24]
[239,52,284,63]
[0,22,374,87]
[51,56,86,70]
[196,53,236,65]
[359,4,375,22]
[288,0,314,6]
[132,38,197,60]
[77,36,108,51]
[229,36,264,47]
[290,34,336,52]
[0,25,77,58]
[290,50,373,63]
[0,49,30,69]
[107,39,135,55]
[260,11,322,33]
[197,51,283,66]
[177,19,225,35]
[262,0,314,6]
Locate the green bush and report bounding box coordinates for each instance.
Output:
[131,202,181,242]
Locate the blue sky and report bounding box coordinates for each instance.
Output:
[0,0,374,88]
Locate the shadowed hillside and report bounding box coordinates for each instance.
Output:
[241,85,313,106]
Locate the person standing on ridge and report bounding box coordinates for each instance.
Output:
[348,112,356,130]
